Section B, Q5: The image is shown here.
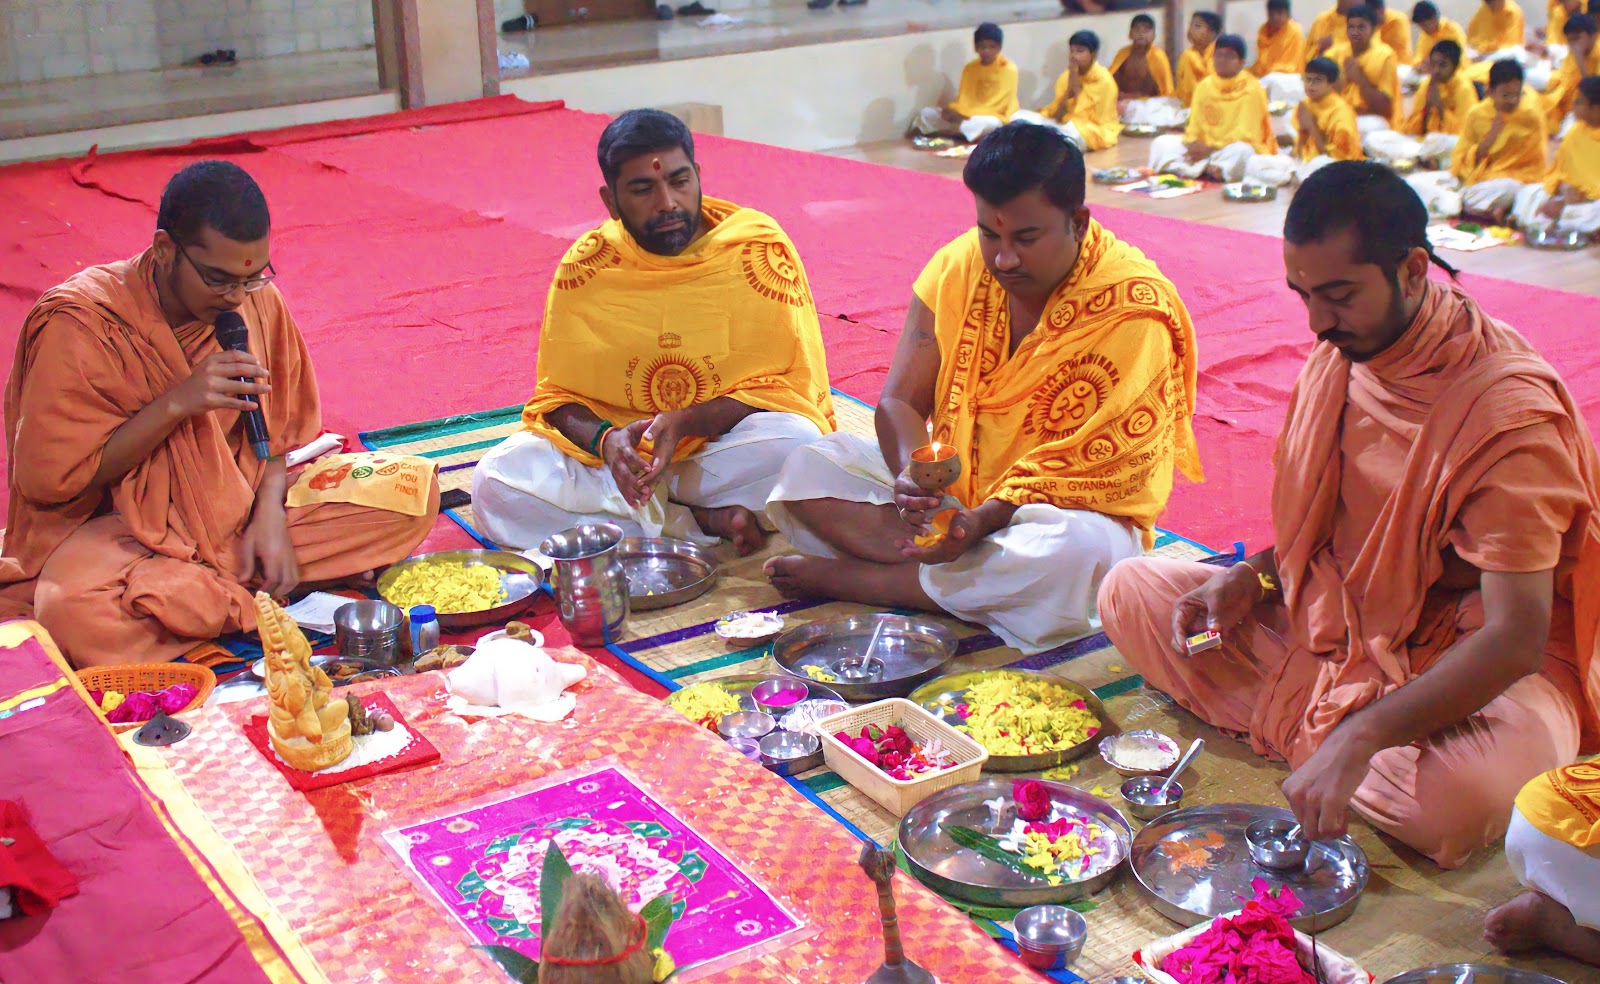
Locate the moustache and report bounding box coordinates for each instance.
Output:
[648,211,692,232]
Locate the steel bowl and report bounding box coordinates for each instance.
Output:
[1099,730,1180,777]
[377,549,546,629]
[1093,166,1142,185]
[333,600,407,664]
[752,678,810,714]
[717,710,775,741]
[1013,905,1086,971]
[726,737,762,761]
[617,537,718,611]
[758,730,822,776]
[1120,775,1185,821]
[1380,965,1573,984]
[1222,182,1278,203]
[1527,227,1591,251]
[772,613,958,701]
[1245,818,1312,870]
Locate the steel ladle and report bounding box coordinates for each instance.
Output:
[1157,737,1205,799]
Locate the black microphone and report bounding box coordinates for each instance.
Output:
[212,311,272,461]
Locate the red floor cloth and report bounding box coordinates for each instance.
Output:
[5,97,1600,552]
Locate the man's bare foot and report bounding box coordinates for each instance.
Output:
[693,505,766,556]
[764,554,830,598]
[764,552,935,609]
[1486,892,1555,953]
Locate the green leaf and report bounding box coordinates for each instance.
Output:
[677,849,708,883]
[455,869,488,903]
[484,832,522,857]
[540,840,576,944]
[946,826,1039,879]
[545,817,596,831]
[486,916,535,939]
[474,944,540,983]
[626,821,673,840]
[867,724,883,741]
[640,893,675,950]
[670,898,687,921]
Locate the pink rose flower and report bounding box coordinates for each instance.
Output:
[1013,780,1051,821]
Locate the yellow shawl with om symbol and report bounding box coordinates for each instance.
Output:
[1516,762,1600,849]
[914,221,1202,546]
[522,197,835,465]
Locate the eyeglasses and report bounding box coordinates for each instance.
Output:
[174,240,277,295]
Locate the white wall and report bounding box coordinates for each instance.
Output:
[1,0,377,85]
[505,11,1165,151]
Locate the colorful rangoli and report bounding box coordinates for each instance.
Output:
[382,765,801,970]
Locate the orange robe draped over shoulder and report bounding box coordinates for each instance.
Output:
[1040,63,1124,150]
[0,251,438,665]
[1403,72,1480,135]
[1415,17,1469,70]
[1452,92,1549,184]
[1184,72,1278,153]
[1176,43,1215,106]
[1295,91,1364,160]
[915,222,1202,547]
[1253,20,1308,76]
[1110,44,1175,97]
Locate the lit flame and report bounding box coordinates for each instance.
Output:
[931,441,942,456]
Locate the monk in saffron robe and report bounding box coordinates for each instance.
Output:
[0,162,440,667]
[1327,5,1403,127]
[765,124,1201,655]
[1306,0,1356,62]
[1256,0,1310,76]
[1403,40,1479,138]
[1450,60,1549,216]
[1115,14,1183,127]
[474,110,834,556]
[915,23,1020,143]
[1371,0,1415,64]
[1486,763,1600,967]
[1293,58,1365,178]
[1513,75,1600,234]
[1015,30,1124,150]
[1152,35,1279,182]
[1409,0,1469,81]
[1177,12,1223,106]
[1469,0,1527,54]
[1544,15,1599,129]
[1547,0,1589,46]
[1100,162,1599,868]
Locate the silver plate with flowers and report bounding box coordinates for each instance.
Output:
[899,778,1131,906]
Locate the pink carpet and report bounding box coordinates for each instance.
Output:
[5,96,1599,550]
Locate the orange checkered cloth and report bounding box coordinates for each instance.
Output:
[132,652,1041,983]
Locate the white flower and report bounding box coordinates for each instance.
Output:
[734,919,763,937]
[577,781,601,794]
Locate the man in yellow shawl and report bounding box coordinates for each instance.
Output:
[1306,0,1356,62]
[1362,39,1478,165]
[1177,12,1223,105]
[1486,763,1600,968]
[1404,0,1470,87]
[1014,30,1124,150]
[1116,14,1185,128]
[1513,75,1600,234]
[1328,5,1403,127]
[1370,0,1415,65]
[1255,0,1310,76]
[473,110,834,555]
[1290,57,1365,180]
[1151,35,1279,182]
[1544,15,1599,129]
[765,124,1201,655]
[915,23,1020,143]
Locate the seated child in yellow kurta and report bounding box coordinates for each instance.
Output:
[1545,15,1599,130]
[1255,0,1309,76]
[1178,12,1223,105]
[1546,0,1589,46]
[915,22,1020,142]
[1370,0,1415,65]
[1450,60,1550,217]
[1151,34,1279,180]
[1295,57,1366,164]
[1409,0,1468,82]
[1405,40,1479,136]
[1116,14,1185,126]
[1513,74,1600,234]
[1326,5,1403,126]
[1015,30,1124,150]
[1305,0,1353,64]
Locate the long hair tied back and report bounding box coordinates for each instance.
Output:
[539,874,656,984]
[1283,161,1459,279]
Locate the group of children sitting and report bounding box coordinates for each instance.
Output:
[913,1,1600,237]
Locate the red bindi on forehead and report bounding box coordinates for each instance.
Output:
[995,215,1004,228]
[243,258,253,268]
[652,157,662,171]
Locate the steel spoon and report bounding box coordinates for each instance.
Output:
[1157,737,1205,798]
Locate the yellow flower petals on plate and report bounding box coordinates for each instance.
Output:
[949,673,1101,757]
[384,561,507,614]
[666,682,742,731]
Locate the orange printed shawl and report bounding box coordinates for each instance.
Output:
[913,221,1203,546]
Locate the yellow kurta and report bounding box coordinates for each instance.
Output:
[1176,43,1215,106]
[949,55,1021,120]
[1545,120,1600,197]
[1467,0,1525,53]
[1294,91,1364,160]
[1327,39,1403,123]
[1547,0,1588,46]
[1403,72,1482,134]
[1040,63,1124,150]
[523,197,836,466]
[1110,44,1175,96]
[1543,45,1600,130]
[1379,9,1415,64]
[1306,7,1349,61]
[913,222,1201,545]
[1184,72,1278,153]
[1414,17,1469,70]
[1451,93,1550,184]
[1253,20,1307,75]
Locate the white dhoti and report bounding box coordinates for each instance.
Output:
[1506,807,1600,931]
[1511,184,1600,234]
[766,433,1144,654]
[1356,114,1392,134]
[915,107,1002,141]
[1406,170,1465,217]
[1363,127,1423,162]
[1149,134,1256,181]
[1399,64,1424,90]
[1462,176,1525,216]
[1260,72,1306,105]
[1243,152,1297,186]
[1418,131,1459,165]
[1121,96,1188,128]
[471,412,824,550]
[1009,111,1087,150]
